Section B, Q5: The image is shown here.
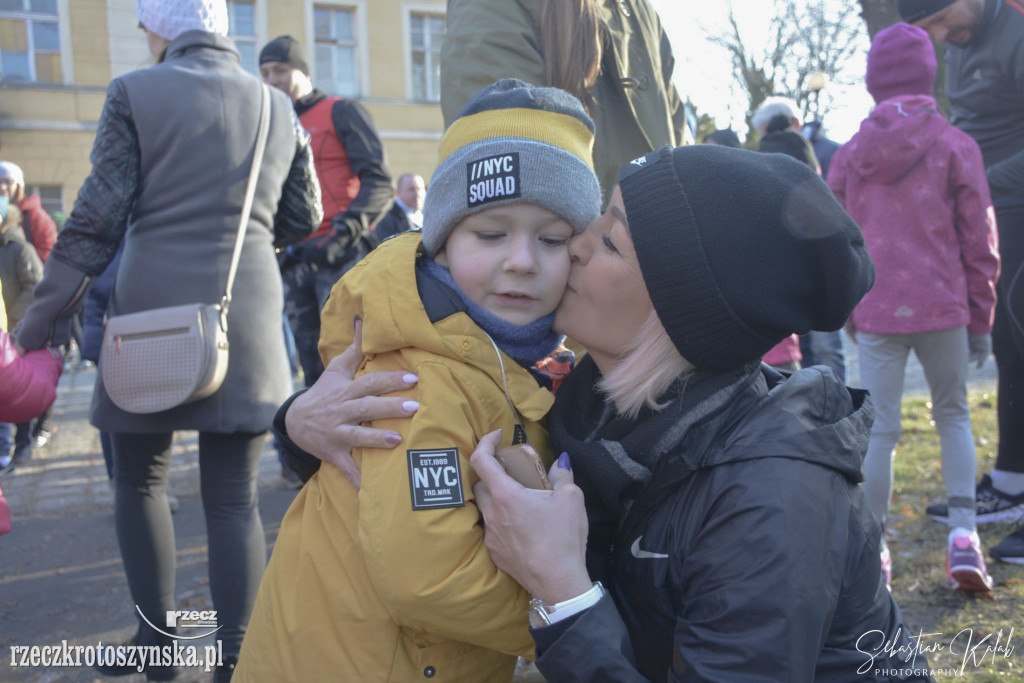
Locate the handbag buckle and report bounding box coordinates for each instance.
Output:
[219,296,230,332]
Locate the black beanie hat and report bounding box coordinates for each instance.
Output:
[897,0,957,23]
[259,35,309,75]
[619,145,875,372]
[757,129,818,169]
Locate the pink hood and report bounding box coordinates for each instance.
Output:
[841,95,947,184]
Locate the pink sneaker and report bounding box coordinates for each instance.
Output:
[946,529,993,592]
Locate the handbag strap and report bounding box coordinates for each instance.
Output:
[221,83,272,317]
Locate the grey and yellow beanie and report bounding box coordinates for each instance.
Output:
[421,78,601,256]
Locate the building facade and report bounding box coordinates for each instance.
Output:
[0,0,446,218]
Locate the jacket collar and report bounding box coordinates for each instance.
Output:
[165,30,240,63]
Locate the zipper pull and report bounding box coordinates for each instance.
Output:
[512,424,528,444]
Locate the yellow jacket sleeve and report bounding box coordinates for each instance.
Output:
[357,358,535,658]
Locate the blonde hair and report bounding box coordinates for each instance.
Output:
[597,310,693,419]
[540,0,603,110]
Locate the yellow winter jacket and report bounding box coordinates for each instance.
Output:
[237,233,555,682]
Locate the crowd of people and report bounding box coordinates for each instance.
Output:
[1,0,1022,681]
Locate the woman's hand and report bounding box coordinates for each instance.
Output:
[285,320,419,488]
[471,430,593,604]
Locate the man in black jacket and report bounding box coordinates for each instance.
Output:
[901,0,1024,564]
[372,173,424,245]
[260,35,392,386]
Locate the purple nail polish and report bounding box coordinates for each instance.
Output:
[558,452,571,470]
[384,433,402,445]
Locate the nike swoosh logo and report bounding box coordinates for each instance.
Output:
[630,536,669,559]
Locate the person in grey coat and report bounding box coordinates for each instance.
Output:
[15,0,322,678]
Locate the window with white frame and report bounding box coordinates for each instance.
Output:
[227,0,258,76]
[409,12,444,101]
[314,5,357,97]
[0,0,61,83]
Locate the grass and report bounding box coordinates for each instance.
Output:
[887,391,1022,681]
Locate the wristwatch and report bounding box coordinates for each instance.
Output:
[528,582,606,628]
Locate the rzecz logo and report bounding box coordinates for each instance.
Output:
[136,606,222,640]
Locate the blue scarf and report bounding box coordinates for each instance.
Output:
[418,257,562,367]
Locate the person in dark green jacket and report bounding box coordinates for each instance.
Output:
[442,0,689,200]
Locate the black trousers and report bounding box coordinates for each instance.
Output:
[992,206,1024,472]
[111,431,266,656]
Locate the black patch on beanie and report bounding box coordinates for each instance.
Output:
[466,153,521,208]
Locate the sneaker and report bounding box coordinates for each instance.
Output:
[32,429,53,448]
[926,474,1024,525]
[946,529,994,592]
[880,542,892,590]
[990,523,1024,564]
[0,457,14,477]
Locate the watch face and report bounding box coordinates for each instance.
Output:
[528,598,550,628]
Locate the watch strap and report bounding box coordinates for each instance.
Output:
[530,582,605,626]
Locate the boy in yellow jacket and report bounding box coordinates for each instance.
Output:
[236,79,601,681]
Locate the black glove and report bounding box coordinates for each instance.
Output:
[280,215,368,269]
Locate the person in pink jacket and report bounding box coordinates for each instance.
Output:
[828,23,1000,592]
[0,280,61,467]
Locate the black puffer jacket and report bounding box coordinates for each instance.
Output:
[534,361,933,682]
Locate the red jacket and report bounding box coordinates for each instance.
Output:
[18,194,57,263]
[299,96,360,236]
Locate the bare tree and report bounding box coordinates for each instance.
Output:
[705,0,868,142]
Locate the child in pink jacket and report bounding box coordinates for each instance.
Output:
[0,281,61,434]
[828,24,1000,592]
